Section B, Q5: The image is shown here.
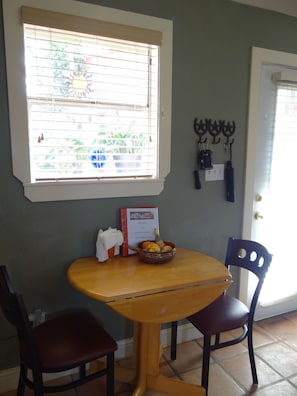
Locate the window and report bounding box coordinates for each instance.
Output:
[3,0,173,202]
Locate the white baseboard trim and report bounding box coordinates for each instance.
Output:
[114,322,201,360]
[0,322,201,393]
[0,366,80,393]
[0,367,20,393]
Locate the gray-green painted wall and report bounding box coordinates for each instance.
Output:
[1,0,296,370]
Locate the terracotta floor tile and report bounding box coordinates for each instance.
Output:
[254,380,297,395]
[240,323,276,348]
[159,357,176,377]
[203,332,247,362]
[221,352,281,391]
[74,375,132,396]
[181,363,245,396]
[163,340,204,374]
[256,342,297,378]
[283,310,297,325]
[116,356,174,381]
[75,376,106,396]
[282,331,297,350]
[288,373,297,394]
[257,315,297,340]
[289,374,297,388]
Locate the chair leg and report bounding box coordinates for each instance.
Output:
[214,333,220,347]
[247,329,258,385]
[17,363,26,396]
[79,364,86,378]
[170,321,178,360]
[32,367,44,396]
[201,335,211,396]
[106,353,115,396]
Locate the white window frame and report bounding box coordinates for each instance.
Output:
[3,0,173,202]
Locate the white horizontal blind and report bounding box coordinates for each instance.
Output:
[270,82,297,191]
[23,20,159,181]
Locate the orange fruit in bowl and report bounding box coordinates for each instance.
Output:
[145,242,161,252]
[142,241,152,249]
[161,245,173,252]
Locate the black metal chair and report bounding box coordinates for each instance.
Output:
[0,265,118,396]
[170,238,272,395]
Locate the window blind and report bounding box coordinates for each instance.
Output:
[258,77,297,305]
[21,6,162,46]
[270,82,297,189]
[22,15,159,181]
[259,77,297,208]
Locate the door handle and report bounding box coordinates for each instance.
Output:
[254,212,263,220]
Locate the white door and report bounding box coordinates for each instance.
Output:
[241,47,297,320]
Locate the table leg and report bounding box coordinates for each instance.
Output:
[132,322,150,396]
[147,323,162,376]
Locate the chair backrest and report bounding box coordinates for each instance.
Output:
[0,265,18,326]
[0,265,42,371]
[225,238,273,319]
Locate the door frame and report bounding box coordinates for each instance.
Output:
[241,47,297,318]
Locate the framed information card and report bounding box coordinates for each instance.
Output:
[120,207,159,256]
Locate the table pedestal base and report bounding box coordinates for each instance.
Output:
[131,322,205,396]
[146,374,205,396]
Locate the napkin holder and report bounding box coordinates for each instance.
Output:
[96,227,123,262]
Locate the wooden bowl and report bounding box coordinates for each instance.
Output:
[136,241,176,264]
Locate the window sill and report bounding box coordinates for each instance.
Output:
[23,178,165,202]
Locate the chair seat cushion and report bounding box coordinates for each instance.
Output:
[21,309,117,371]
[187,294,249,335]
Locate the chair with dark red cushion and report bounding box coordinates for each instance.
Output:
[0,265,117,396]
[170,238,272,395]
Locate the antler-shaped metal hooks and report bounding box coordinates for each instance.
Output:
[208,119,221,144]
[194,118,207,144]
[193,117,236,146]
[222,121,235,145]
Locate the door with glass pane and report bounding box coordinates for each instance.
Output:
[242,47,297,320]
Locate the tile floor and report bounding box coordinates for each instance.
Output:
[2,311,297,395]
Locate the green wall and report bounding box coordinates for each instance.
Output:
[1,0,297,370]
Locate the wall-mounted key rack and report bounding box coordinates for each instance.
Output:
[193,117,236,200]
[194,118,235,145]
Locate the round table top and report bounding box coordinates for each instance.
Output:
[67,248,231,303]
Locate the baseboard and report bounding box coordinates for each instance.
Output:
[0,366,80,393]
[0,322,201,393]
[0,367,20,393]
[114,322,201,360]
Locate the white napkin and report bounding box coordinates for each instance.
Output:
[96,227,124,262]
